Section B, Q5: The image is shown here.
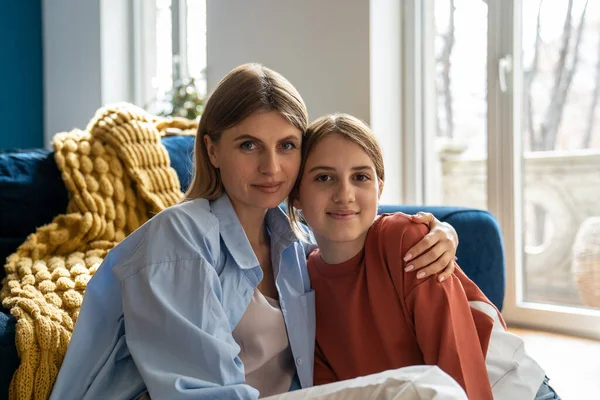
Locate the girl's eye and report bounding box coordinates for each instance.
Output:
[280,142,297,151]
[240,141,256,150]
[355,174,370,182]
[315,175,332,182]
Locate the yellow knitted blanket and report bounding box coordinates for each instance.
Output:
[0,103,197,400]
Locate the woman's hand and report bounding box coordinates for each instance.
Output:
[405,212,458,282]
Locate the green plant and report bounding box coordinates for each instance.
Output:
[149,77,205,120]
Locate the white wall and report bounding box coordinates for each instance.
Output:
[43,0,134,147]
[370,0,403,204]
[206,0,371,124]
[100,0,134,106]
[207,0,406,203]
[43,0,102,146]
[42,0,406,203]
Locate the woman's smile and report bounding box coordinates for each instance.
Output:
[252,182,284,194]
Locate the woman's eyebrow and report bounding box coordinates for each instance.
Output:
[233,134,262,143]
[281,135,301,143]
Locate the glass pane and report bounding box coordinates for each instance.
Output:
[432,0,488,209]
[522,0,600,309]
[186,0,207,97]
[154,0,173,97]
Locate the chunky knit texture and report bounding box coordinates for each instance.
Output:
[0,103,197,400]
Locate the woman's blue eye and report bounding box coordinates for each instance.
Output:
[280,142,297,151]
[240,141,256,150]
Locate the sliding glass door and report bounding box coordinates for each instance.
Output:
[421,0,600,338]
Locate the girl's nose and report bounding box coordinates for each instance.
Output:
[333,180,355,204]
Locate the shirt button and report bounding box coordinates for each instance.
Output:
[295,357,303,366]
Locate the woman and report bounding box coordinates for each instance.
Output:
[50,64,459,400]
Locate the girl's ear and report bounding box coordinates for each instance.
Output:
[378,179,384,198]
[204,135,219,168]
[292,197,302,211]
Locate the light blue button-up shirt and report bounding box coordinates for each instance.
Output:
[50,194,316,400]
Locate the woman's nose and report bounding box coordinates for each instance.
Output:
[259,150,280,175]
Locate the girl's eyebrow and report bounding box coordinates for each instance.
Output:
[233,134,300,143]
[308,165,373,173]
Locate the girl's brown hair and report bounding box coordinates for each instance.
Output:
[287,113,385,238]
[184,63,309,200]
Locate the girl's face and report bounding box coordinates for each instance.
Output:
[295,134,382,250]
[205,111,302,213]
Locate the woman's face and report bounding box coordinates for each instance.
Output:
[205,111,302,213]
[294,134,382,248]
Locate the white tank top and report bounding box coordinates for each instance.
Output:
[135,289,295,400]
[232,288,296,398]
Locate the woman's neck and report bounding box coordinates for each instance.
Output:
[315,233,368,265]
[231,203,270,248]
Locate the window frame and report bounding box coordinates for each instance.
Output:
[408,0,600,339]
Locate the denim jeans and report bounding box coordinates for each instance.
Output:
[535,376,561,400]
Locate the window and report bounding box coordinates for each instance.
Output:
[134,0,207,116]
[410,0,600,338]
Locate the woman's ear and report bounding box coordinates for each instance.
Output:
[378,179,384,198]
[204,135,219,168]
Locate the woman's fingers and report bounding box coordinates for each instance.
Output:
[404,230,436,262]
[404,212,458,280]
[410,251,455,280]
[437,259,456,282]
[409,212,435,226]
[405,241,444,274]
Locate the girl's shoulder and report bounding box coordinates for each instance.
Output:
[374,212,427,236]
[371,212,428,253]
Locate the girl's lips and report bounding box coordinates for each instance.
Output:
[327,211,359,220]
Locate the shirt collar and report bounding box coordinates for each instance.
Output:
[210,193,298,270]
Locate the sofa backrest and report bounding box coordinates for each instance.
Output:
[0,135,505,310]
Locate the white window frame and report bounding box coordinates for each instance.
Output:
[492,0,600,340]
[132,0,191,108]
[404,0,600,339]
[400,0,426,205]
[132,0,157,108]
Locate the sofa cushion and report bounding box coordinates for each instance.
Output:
[0,149,68,240]
[161,135,195,193]
[0,137,196,280]
[0,150,68,280]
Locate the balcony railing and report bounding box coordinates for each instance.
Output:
[440,149,600,308]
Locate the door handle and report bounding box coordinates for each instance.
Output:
[499,55,513,93]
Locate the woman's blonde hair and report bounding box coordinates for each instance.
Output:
[287,113,385,238]
[184,63,309,200]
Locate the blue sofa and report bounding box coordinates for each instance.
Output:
[0,135,505,399]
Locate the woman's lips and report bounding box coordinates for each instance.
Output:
[253,183,283,194]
